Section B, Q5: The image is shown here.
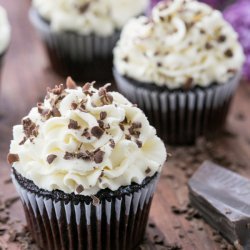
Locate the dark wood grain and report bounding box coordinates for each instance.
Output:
[0,1,249,249]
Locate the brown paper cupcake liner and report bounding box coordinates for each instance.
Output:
[12,170,158,250]
[29,8,120,82]
[113,69,241,145]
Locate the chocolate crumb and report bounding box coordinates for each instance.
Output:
[64,152,75,160]
[19,137,27,145]
[94,150,105,164]
[7,154,19,164]
[47,154,57,164]
[68,119,81,130]
[123,56,129,62]
[125,134,131,140]
[49,84,64,95]
[224,49,233,58]
[100,111,107,120]
[119,123,125,131]
[183,77,193,90]
[76,185,84,194]
[78,2,90,13]
[91,126,104,139]
[97,120,105,129]
[82,129,91,140]
[91,195,100,206]
[145,167,151,174]
[66,76,77,89]
[205,42,213,50]
[157,62,162,67]
[109,139,115,148]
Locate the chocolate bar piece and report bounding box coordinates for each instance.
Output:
[188,161,250,249]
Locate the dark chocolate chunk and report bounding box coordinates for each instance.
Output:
[218,35,226,43]
[22,118,39,138]
[68,119,81,130]
[91,126,104,139]
[188,161,250,248]
[71,102,78,110]
[7,153,19,164]
[94,150,105,164]
[76,185,84,194]
[47,154,57,164]
[100,111,107,120]
[145,167,151,174]
[66,76,77,89]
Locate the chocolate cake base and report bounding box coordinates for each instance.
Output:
[113,69,240,145]
[12,169,158,250]
[29,9,120,83]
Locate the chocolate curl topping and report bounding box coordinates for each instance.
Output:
[66,77,77,89]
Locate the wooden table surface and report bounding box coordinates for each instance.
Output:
[0,1,250,249]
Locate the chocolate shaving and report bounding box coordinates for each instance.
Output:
[205,42,212,50]
[22,118,39,139]
[109,139,115,148]
[157,62,162,67]
[68,119,81,130]
[97,120,105,129]
[183,77,193,90]
[91,195,100,206]
[76,185,84,194]
[41,109,52,119]
[19,137,27,145]
[122,56,129,62]
[47,154,57,164]
[145,167,151,174]
[66,76,77,89]
[78,2,90,13]
[136,140,142,148]
[94,150,105,164]
[71,102,78,110]
[52,107,61,117]
[98,84,113,105]
[64,152,75,160]
[224,49,233,58]
[7,154,19,164]
[82,129,91,140]
[76,152,91,161]
[91,126,104,139]
[218,35,226,43]
[49,84,64,95]
[119,123,125,131]
[100,111,107,120]
[125,134,131,140]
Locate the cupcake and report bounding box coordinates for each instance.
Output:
[0,5,10,81]
[30,0,149,82]
[113,0,245,145]
[8,78,166,249]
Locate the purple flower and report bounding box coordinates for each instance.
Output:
[224,0,250,80]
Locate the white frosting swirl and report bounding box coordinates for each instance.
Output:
[0,5,10,54]
[114,0,245,89]
[32,0,149,36]
[9,82,166,195]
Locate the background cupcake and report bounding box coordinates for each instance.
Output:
[0,5,11,83]
[30,0,149,82]
[8,78,166,249]
[113,0,245,145]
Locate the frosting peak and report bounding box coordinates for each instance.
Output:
[8,78,166,195]
[114,0,245,89]
[32,0,149,36]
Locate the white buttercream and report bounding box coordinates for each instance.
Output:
[0,6,10,54]
[9,83,166,195]
[114,0,245,89]
[32,0,149,36]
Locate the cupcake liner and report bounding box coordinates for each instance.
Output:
[12,173,158,250]
[114,69,241,145]
[29,8,120,82]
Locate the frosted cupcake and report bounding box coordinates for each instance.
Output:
[113,0,245,145]
[0,6,11,81]
[30,0,149,82]
[8,78,166,249]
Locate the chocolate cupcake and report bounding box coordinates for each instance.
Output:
[30,0,149,82]
[113,0,245,145]
[0,6,11,82]
[8,78,166,249]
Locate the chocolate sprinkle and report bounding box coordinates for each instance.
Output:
[94,150,105,164]
[7,153,19,164]
[91,126,104,139]
[66,76,77,89]
[100,111,107,120]
[47,154,57,164]
[76,185,84,194]
[68,119,81,130]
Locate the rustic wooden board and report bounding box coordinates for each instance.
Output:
[0,1,249,249]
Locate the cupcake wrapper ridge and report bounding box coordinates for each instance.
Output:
[29,8,120,81]
[114,69,241,145]
[12,174,158,250]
